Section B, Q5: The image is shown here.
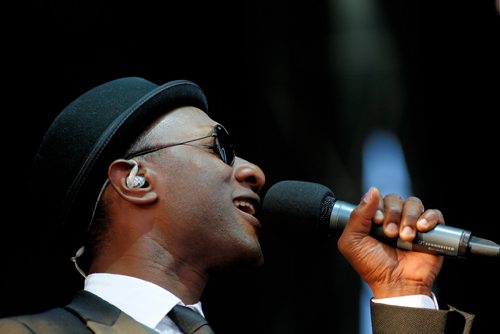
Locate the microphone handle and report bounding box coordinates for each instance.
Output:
[331,201,499,258]
[372,224,470,257]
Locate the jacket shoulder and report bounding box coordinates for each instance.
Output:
[0,307,91,334]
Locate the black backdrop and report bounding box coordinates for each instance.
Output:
[2,1,499,333]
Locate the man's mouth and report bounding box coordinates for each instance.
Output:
[233,199,257,216]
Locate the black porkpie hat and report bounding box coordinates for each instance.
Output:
[32,77,208,255]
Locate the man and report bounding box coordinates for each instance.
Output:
[0,77,475,333]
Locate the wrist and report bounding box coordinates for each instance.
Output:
[370,282,433,299]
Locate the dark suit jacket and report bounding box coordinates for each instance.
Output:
[0,290,475,333]
[0,291,156,334]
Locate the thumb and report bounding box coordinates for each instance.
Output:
[345,187,382,235]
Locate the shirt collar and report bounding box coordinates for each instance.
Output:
[84,273,204,329]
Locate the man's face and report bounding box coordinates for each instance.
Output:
[140,106,266,272]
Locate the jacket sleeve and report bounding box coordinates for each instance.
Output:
[370,300,475,334]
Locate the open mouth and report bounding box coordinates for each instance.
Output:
[233,199,257,216]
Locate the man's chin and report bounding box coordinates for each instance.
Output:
[211,252,264,274]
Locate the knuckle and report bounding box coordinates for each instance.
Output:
[384,207,403,221]
[384,193,404,201]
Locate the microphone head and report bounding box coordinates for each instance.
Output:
[261,180,335,238]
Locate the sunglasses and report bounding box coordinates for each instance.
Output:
[125,124,235,166]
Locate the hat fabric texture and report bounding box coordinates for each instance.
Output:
[32,77,208,254]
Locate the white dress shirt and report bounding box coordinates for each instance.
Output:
[84,273,205,333]
[373,293,438,309]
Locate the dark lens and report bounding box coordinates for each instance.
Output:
[214,125,235,166]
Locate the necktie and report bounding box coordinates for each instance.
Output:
[168,304,215,334]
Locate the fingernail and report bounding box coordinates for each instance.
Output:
[374,210,384,222]
[402,226,415,239]
[386,223,398,235]
[417,218,430,229]
[361,187,374,204]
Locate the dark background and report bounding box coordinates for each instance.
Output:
[2,1,499,333]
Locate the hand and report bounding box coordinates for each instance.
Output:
[337,187,444,299]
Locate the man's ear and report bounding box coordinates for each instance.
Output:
[107,159,158,204]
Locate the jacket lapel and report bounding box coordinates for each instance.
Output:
[65,290,157,334]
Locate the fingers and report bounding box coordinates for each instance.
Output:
[378,194,445,241]
[380,194,405,238]
[399,196,424,241]
[417,209,445,231]
[344,188,445,245]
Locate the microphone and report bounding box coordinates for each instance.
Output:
[261,180,500,258]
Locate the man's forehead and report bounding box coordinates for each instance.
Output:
[149,106,214,138]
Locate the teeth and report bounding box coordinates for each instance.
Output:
[233,199,256,215]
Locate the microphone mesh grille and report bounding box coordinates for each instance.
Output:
[320,196,335,230]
